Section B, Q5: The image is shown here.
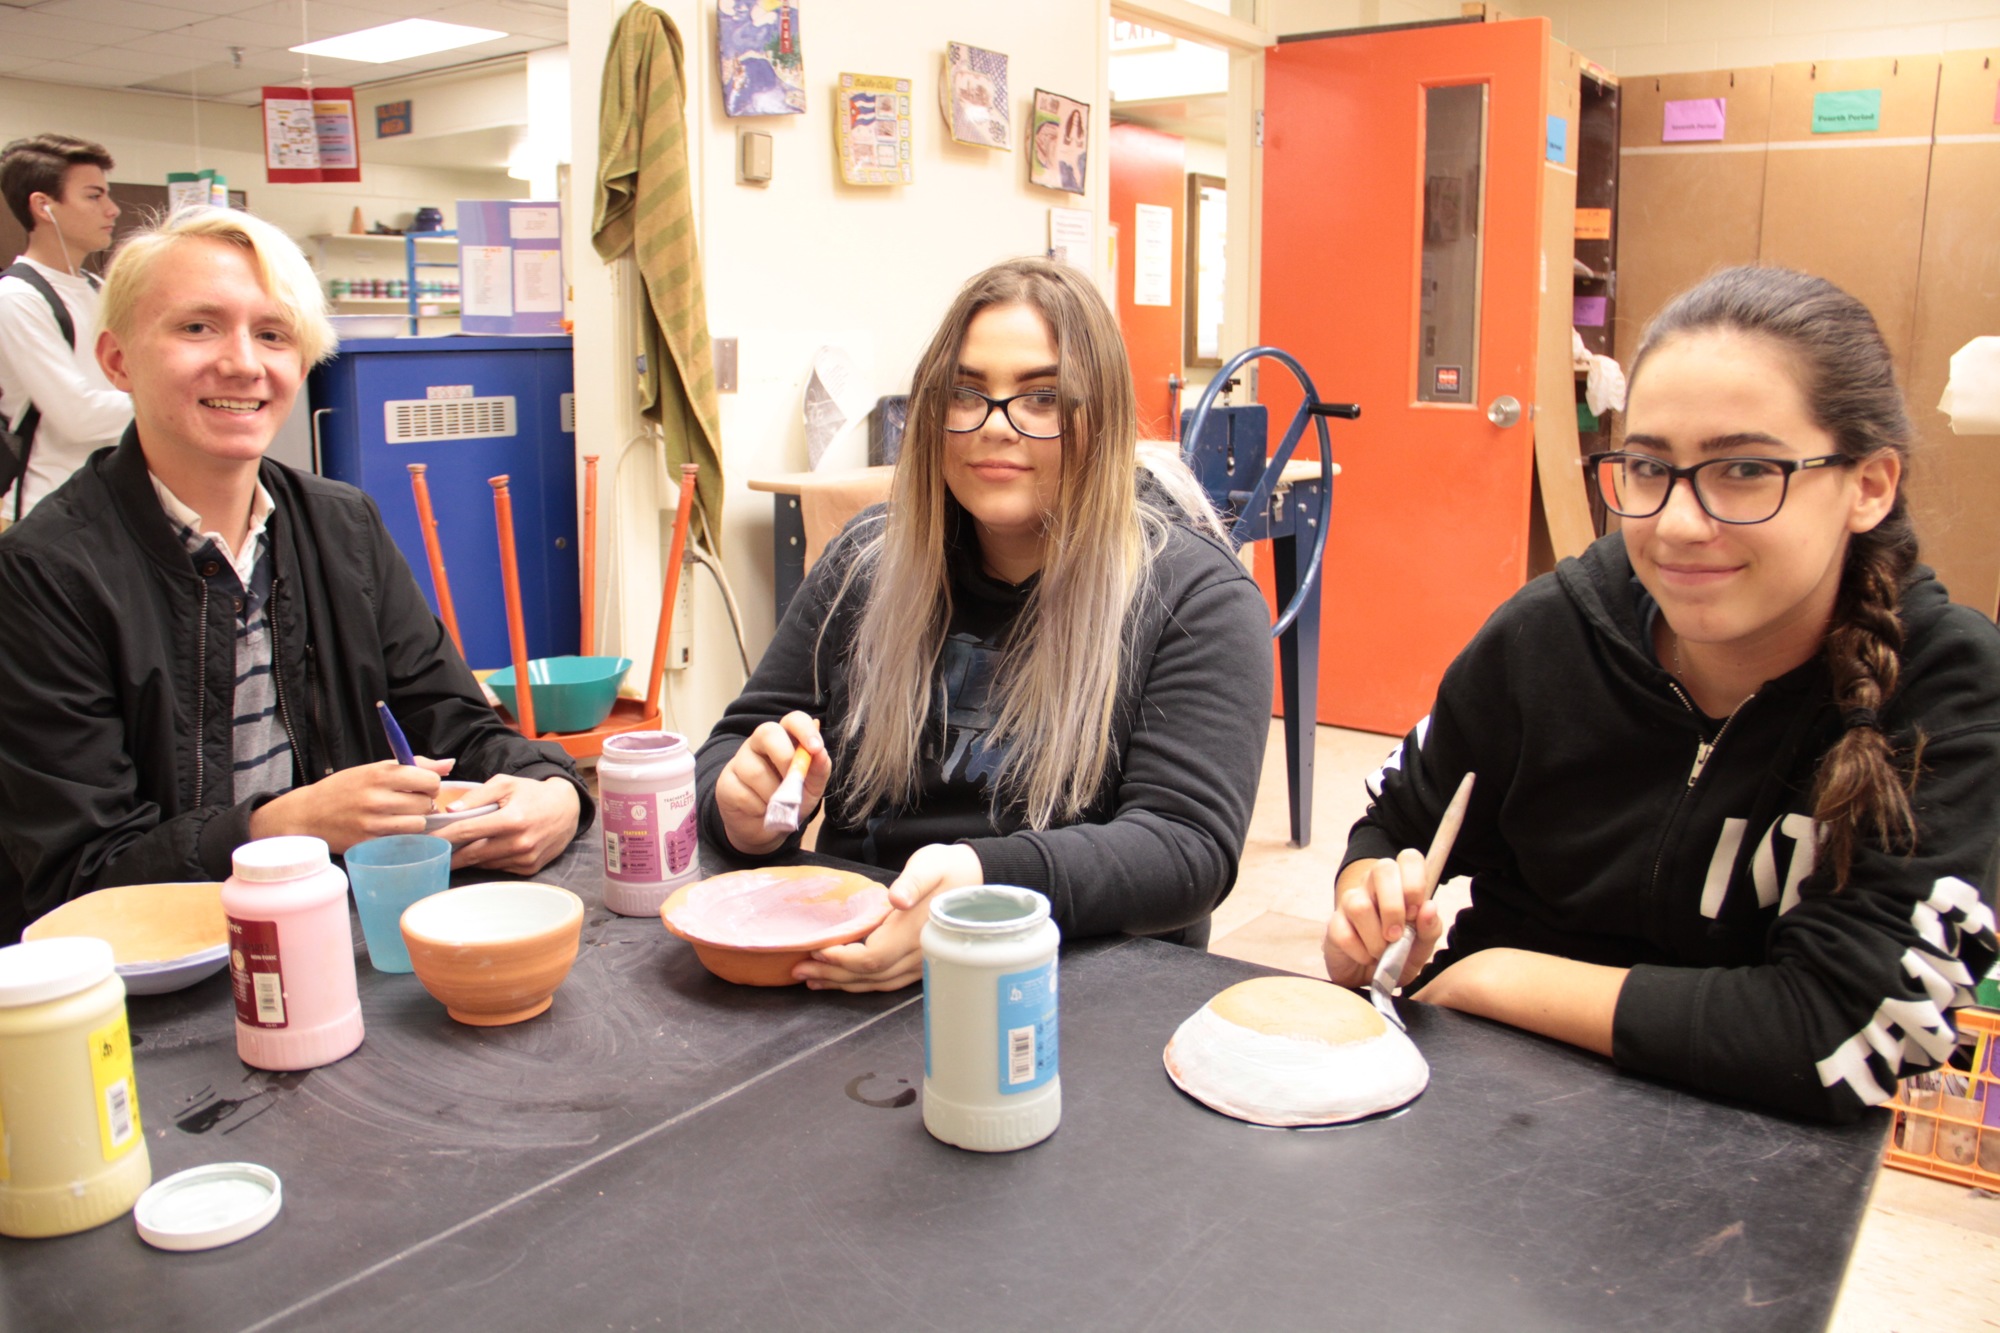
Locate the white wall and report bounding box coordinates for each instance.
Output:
[1495,1,2000,75]
[572,0,1109,742]
[0,76,522,240]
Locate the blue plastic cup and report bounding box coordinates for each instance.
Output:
[346,834,453,973]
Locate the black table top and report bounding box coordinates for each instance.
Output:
[0,832,1886,1331]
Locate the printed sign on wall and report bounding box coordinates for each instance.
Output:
[262,87,361,183]
[1662,97,1726,142]
[1812,88,1882,134]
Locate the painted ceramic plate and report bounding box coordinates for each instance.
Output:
[23,882,230,995]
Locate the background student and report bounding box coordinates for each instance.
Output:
[0,207,589,941]
[696,258,1273,992]
[0,133,132,522]
[1325,266,2000,1122]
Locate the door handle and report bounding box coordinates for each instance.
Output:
[1486,396,1522,429]
[311,408,333,474]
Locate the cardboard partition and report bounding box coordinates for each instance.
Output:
[1758,57,1939,380]
[1534,42,1596,567]
[1905,49,2000,614]
[1612,69,1773,372]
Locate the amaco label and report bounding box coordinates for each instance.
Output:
[88,1013,142,1161]
[228,916,288,1028]
[603,786,697,882]
[995,961,1058,1095]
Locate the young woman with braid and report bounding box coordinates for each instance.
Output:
[1325,267,2000,1121]
[694,258,1272,991]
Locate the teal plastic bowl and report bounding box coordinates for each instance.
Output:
[487,656,632,734]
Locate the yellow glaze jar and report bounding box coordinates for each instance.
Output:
[0,937,152,1238]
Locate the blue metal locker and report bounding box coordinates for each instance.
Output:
[308,335,580,671]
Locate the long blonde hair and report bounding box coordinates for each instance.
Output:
[836,258,1201,829]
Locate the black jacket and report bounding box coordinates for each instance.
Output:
[695,500,1273,945]
[0,431,593,940]
[1347,532,2000,1122]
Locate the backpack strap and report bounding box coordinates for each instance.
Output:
[1,263,78,520]
[2,263,77,349]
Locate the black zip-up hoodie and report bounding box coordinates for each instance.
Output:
[1345,532,2000,1122]
[0,431,593,940]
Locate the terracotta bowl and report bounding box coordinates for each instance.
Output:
[399,882,584,1025]
[661,866,891,986]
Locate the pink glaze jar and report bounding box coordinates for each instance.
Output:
[599,731,700,916]
[222,836,364,1071]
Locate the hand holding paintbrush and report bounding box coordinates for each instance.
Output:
[1322,772,1476,1005]
[716,711,829,853]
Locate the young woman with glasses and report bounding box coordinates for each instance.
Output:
[695,258,1273,991]
[1325,266,2000,1120]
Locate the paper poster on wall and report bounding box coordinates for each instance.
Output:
[513,249,563,314]
[835,74,913,185]
[1812,88,1882,133]
[1545,115,1569,164]
[941,42,1009,149]
[1573,208,1611,241]
[1029,89,1089,194]
[509,206,561,240]
[261,87,362,183]
[1662,97,1726,141]
[166,169,226,213]
[1573,296,1607,327]
[461,246,513,317]
[1133,203,1173,308]
[1048,207,1091,270]
[720,0,806,117]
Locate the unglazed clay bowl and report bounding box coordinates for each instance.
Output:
[424,780,500,832]
[23,882,229,995]
[400,882,584,1025]
[661,866,891,986]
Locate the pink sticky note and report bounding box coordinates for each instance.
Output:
[1993,82,2000,124]
[1663,97,1726,142]
[1574,296,1608,328]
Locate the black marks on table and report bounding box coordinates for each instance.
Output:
[845,1072,916,1109]
[174,1070,312,1135]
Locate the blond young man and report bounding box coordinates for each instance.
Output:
[0,208,589,940]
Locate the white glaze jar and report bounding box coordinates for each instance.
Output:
[598,730,700,916]
[920,885,1060,1152]
[0,937,152,1238]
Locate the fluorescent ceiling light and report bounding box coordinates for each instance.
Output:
[292,19,506,64]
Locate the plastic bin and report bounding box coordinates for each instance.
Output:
[1884,1007,2000,1188]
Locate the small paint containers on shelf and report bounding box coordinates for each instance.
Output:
[598,731,701,917]
[0,937,152,1238]
[920,886,1061,1153]
[222,836,364,1072]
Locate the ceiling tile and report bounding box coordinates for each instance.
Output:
[10,59,153,86]
[3,10,116,41]
[181,13,305,43]
[91,43,207,73]
[31,0,214,32]
[0,31,90,57]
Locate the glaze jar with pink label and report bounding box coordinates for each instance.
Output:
[222,836,364,1071]
[599,731,700,916]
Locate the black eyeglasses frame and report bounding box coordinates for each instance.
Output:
[1582,450,1855,525]
[943,388,1065,440]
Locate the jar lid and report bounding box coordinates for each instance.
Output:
[602,730,688,757]
[929,885,1052,934]
[232,835,331,883]
[0,936,116,1007]
[134,1162,283,1251]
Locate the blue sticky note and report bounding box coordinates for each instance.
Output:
[1546,115,1569,163]
[1812,88,1882,134]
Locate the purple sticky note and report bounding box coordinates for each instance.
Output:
[1663,97,1726,142]
[1574,296,1608,328]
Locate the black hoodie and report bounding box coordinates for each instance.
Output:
[1345,532,2000,1122]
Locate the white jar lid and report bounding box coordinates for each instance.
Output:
[134,1162,283,1251]
[232,835,331,883]
[0,936,115,1007]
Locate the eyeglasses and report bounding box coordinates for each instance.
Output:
[1584,451,1855,525]
[945,387,1064,439]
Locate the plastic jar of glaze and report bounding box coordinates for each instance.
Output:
[0,937,152,1238]
[598,731,700,916]
[223,836,364,1071]
[920,885,1061,1153]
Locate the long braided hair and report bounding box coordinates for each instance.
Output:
[1628,267,1919,890]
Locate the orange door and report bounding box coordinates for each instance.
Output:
[1109,121,1186,439]
[1263,19,1554,735]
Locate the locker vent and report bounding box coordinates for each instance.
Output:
[560,393,575,433]
[383,396,517,443]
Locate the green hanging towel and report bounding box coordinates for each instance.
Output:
[594,2,725,541]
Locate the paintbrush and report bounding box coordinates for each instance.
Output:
[1368,771,1476,1030]
[762,742,816,836]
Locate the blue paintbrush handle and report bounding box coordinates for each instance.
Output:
[376,699,418,767]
